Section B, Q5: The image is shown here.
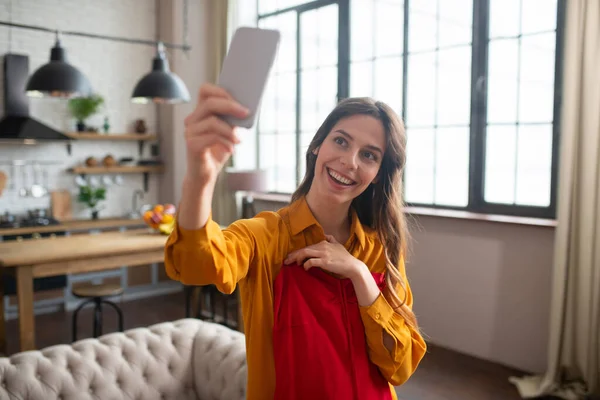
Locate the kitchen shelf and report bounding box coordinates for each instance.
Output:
[68,165,164,192]
[64,132,158,156]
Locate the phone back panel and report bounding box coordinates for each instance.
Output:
[217,27,281,128]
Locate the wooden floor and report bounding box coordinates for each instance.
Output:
[4,290,551,400]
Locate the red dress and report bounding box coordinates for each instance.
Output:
[273,263,393,399]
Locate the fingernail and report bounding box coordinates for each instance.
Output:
[284,257,290,265]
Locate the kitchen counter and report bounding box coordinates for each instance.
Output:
[0,228,168,353]
[0,228,166,268]
[0,218,146,236]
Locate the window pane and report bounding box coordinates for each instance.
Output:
[275,132,297,192]
[487,39,519,124]
[350,61,373,97]
[350,0,374,61]
[276,72,297,132]
[489,0,520,38]
[233,127,257,170]
[438,0,473,48]
[405,128,435,204]
[408,0,438,52]
[318,4,338,67]
[437,46,471,126]
[374,57,403,114]
[515,124,552,206]
[317,66,338,120]
[276,13,298,73]
[259,133,277,189]
[485,125,517,204]
[301,9,319,70]
[300,69,319,132]
[258,75,278,132]
[259,0,309,15]
[435,127,469,206]
[519,33,556,123]
[258,0,278,15]
[375,0,404,57]
[406,52,436,127]
[521,0,557,35]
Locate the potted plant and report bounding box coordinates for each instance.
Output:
[77,185,106,219]
[68,94,105,132]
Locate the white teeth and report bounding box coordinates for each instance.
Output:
[328,168,354,185]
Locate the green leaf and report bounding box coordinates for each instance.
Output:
[68,94,105,122]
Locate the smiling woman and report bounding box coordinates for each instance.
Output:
[165,84,426,400]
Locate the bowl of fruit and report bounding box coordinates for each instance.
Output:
[143,203,176,235]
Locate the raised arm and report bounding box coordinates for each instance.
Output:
[164,83,259,294]
[177,83,249,230]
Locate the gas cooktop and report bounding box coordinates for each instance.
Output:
[0,211,60,229]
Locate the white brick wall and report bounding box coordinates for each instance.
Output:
[0,0,161,218]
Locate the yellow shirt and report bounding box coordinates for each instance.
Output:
[164,196,427,400]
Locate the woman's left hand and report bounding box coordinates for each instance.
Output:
[284,235,365,279]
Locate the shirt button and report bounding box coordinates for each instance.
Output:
[375,313,381,320]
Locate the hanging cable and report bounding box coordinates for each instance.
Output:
[0,20,191,51]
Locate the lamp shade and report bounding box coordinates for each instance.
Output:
[226,169,268,192]
[26,37,91,99]
[131,42,190,104]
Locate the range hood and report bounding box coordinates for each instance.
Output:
[0,54,71,143]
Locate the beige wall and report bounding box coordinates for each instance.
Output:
[408,215,554,374]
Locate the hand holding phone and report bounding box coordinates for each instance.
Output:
[182,27,280,183]
[217,27,281,128]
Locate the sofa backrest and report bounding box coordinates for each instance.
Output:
[0,319,247,400]
[192,320,247,400]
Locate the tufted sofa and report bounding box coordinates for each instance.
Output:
[0,319,247,400]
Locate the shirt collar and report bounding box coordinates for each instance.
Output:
[289,196,367,249]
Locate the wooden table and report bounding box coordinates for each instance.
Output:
[0,228,167,353]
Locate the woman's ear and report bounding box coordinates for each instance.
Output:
[312,146,319,155]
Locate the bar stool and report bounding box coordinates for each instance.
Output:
[71,282,124,341]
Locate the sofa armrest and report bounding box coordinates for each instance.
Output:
[192,321,247,400]
[0,319,205,400]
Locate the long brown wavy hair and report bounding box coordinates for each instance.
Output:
[291,97,419,330]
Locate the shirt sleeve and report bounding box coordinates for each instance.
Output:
[358,257,427,386]
[164,212,281,294]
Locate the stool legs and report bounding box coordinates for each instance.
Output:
[102,300,124,332]
[72,298,93,342]
[72,297,124,342]
[93,298,102,338]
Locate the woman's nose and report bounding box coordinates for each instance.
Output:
[340,152,358,170]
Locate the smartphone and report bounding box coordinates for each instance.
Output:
[217,27,281,128]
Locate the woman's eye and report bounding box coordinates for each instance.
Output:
[363,151,377,161]
[334,136,347,146]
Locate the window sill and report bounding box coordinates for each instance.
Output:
[404,206,557,228]
[247,192,557,228]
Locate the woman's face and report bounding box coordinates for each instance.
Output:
[311,114,386,205]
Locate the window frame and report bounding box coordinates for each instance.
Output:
[253,0,566,220]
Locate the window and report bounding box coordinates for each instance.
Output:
[245,0,564,219]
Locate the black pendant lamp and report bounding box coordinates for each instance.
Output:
[26,32,91,99]
[131,42,190,104]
